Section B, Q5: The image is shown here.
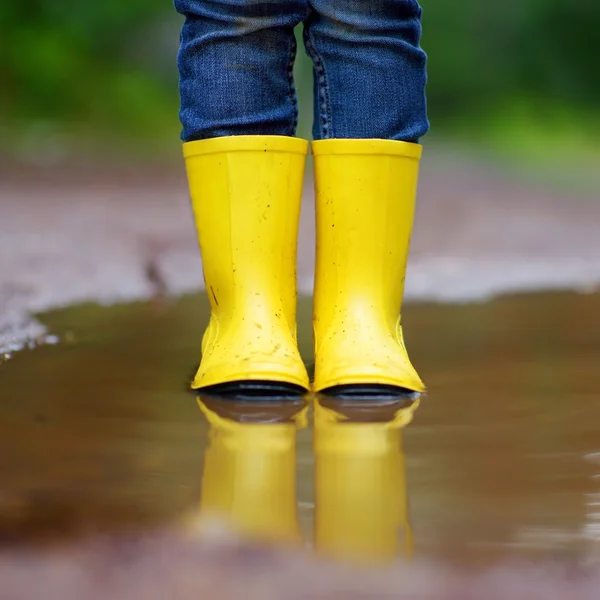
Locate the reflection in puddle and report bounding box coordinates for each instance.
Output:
[197,397,307,545]
[313,396,415,563]
[196,393,417,564]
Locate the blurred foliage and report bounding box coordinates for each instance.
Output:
[0,0,598,153]
[422,0,599,134]
[0,0,180,144]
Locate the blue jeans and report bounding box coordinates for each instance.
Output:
[175,0,428,142]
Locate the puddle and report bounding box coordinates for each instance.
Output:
[1,292,599,567]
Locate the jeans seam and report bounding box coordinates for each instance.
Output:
[304,27,332,139]
[287,33,299,136]
[288,32,298,137]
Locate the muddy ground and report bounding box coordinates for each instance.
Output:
[2,527,600,600]
[1,151,599,598]
[2,149,600,353]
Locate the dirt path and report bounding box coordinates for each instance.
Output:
[1,152,599,353]
[1,528,599,600]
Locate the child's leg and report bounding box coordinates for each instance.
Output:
[304,0,428,141]
[176,0,312,393]
[175,0,309,141]
[306,0,428,394]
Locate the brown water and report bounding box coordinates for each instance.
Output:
[1,292,599,568]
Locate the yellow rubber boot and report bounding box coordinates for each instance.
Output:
[196,397,306,544]
[312,139,425,393]
[183,136,310,391]
[313,397,417,563]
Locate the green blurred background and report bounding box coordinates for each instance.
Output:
[1,0,599,167]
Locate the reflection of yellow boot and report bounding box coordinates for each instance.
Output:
[196,398,306,544]
[183,136,310,391]
[313,397,417,563]
[312,139,425,393]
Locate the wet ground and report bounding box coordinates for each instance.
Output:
[1,154,599,597]
[3,152,600,354]
[1,291,599,595]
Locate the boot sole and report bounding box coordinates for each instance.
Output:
[196,380,307,400]
[319,383,421,401]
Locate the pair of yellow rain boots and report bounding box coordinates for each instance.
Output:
[183,135,424,395]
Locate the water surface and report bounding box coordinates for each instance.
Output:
[1,292,599,566]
